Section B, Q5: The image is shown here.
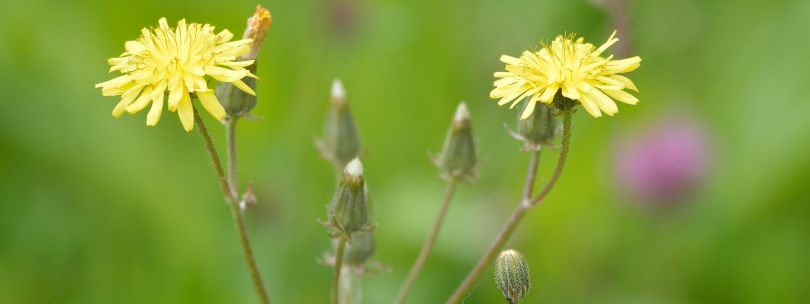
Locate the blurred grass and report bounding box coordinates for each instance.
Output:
[1,0,809,303]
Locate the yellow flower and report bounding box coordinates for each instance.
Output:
[490,31,641,119]
[95,18,257,131]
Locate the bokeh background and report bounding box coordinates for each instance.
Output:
[1,0,809,303]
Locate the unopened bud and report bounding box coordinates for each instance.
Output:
[339,230,376,265]
[317,79,362,168]
[216,5,272,118]
[495,249,531,304]
[517,100,557,149]
[241,181,258,209]
[328,158,369,234]
[434,102,477,180]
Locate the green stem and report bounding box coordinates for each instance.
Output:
[193,106,271,304]
[527,112,572,207]
[522,150,541,202]
[332,235,348,304]
[339,270,362,304]
[225,117,240,197]
[445,112,572,304]
[393,177,460,304]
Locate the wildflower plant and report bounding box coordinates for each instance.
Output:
[96,6,273,304]
[95,3,640,301]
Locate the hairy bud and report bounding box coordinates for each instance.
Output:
[316,79,362,168]
[495,249,531,304]
[328,158,370,234]
[340,231,376,265]
[513,99,558,151]
[433,102,478,181]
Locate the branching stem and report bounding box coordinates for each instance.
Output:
[193,106,271,304]
[445,112,572,304]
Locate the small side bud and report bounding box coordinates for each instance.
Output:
[241,181,258,209]
[512,99,558,151]
[433,102,478,181]
[495,249,531,304]
[217,5,272,118]
[328,158,370,235]
[316,79,362,168]
[339,230,376,265]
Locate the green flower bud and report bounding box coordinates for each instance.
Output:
[341,231,376,265]
[317,79,362,168]
[328,158,369,234]
[495,249,531,304]
[434,102,478,181]
[216,6,272,118]
[516,99,557,150]
[216,70,257,118]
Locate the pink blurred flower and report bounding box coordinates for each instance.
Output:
[615,112,710,207]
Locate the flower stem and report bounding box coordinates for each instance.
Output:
[225,117,240,196]
[522,150,541,202]
[193,106,271,304]
[527,112,572,207]
[393,177,460,304]
[339,270,362,304]
[445,112,572,304]
[332,235,348,304]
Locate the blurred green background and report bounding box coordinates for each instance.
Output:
[1,0,809,303]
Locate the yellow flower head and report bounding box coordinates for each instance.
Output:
[490,31,641,119]
[95,18,257,131]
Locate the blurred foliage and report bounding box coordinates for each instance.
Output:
[1,0,809,303]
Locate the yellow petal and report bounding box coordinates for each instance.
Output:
[112,85,144,117]
[182,71,196,92]
[146,94,163,126]
[500,55,521,66]
[494,77,518,87]
[589,88,619,115]
[177,91,194,132]
[167,85,184,112]
[578,92,602,117]
[592,30,618,57]
[197,91,226,120]
[596,76,625,88]
[561,82,580,100]
[520,98,538,120]
[510,86,542,109]
[215,29,234,43]
[230,79,256,96]
[150,80,168,101]
[206,66,249,82]
[538,83,559,103]
[604,56,641,74]
[602,88,639,105]
[220,60,254,70]
[126,86,154,113]
[608,75,638,92]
